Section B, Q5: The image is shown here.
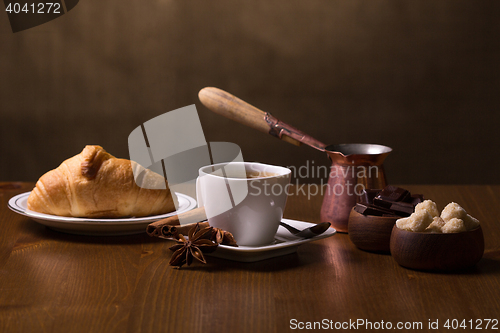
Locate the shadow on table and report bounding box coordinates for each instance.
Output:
[21,219,329,271]
[475,250,500,275]
[20,218,167,245]
[182,242,331,273]
[18,218,331,272]
[392,250,500,276]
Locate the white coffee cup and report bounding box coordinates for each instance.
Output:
[196,162,291,246]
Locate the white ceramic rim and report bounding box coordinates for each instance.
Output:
[8,191,197,225]
[199,161,291,180]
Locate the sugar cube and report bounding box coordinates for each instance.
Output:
[396,210,434,232]
[442,218,467,233]
[415,200,439,217]
[425,216,446,233]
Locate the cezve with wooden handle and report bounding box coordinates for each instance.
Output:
[198,87,309,147]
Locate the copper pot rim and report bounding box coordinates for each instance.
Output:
[325,143,392,166]
[325,143,392,156]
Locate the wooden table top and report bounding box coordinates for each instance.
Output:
[1,182,499,332]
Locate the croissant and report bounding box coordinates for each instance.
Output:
[27,145,177,218]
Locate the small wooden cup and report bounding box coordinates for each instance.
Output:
[390,225,484,271]
[348,208,399,253]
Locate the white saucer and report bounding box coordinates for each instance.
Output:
[8,192,197,236]
[208,219,336,262]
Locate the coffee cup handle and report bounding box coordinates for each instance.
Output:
[196,176,204,208]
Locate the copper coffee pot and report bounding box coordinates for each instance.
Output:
[199,87,391,232]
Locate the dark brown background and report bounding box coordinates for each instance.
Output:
[1,0,499,184]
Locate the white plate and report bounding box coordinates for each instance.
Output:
[208,219,336,262]
[8,192,197,236]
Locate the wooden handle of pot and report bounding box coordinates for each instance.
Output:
[198,87,302,146]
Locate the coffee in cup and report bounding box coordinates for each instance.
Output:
[196,162,291,246]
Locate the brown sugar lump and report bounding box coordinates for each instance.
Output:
[415,200,439,217]
[441,202,480,231]
[442,218,467,233]
[425,216,446,233]
[441,202,467,221]
[462,214,480,231]
[396,210,434,232]
[396,200,480,233]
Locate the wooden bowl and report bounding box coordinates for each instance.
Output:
[348,208,399,253]
[390,225,484,271]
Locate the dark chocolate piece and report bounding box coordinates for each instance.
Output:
[388,201,414,216]
[373,196,421,216]
[354,203,396,216]
[376,185,410,203]
[410,194,424,205]
[373,197,394,209]
[358,189,381,204]
[355,185,424,217]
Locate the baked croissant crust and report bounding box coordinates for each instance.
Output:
[27,145,177,218]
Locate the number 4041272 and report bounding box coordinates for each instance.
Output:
[443,319,498,330]
[5,2,62,14]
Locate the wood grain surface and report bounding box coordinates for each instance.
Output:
[1,183,499,332]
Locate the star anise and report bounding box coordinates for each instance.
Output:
[212,227,238,246]
[168,223,218,268]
